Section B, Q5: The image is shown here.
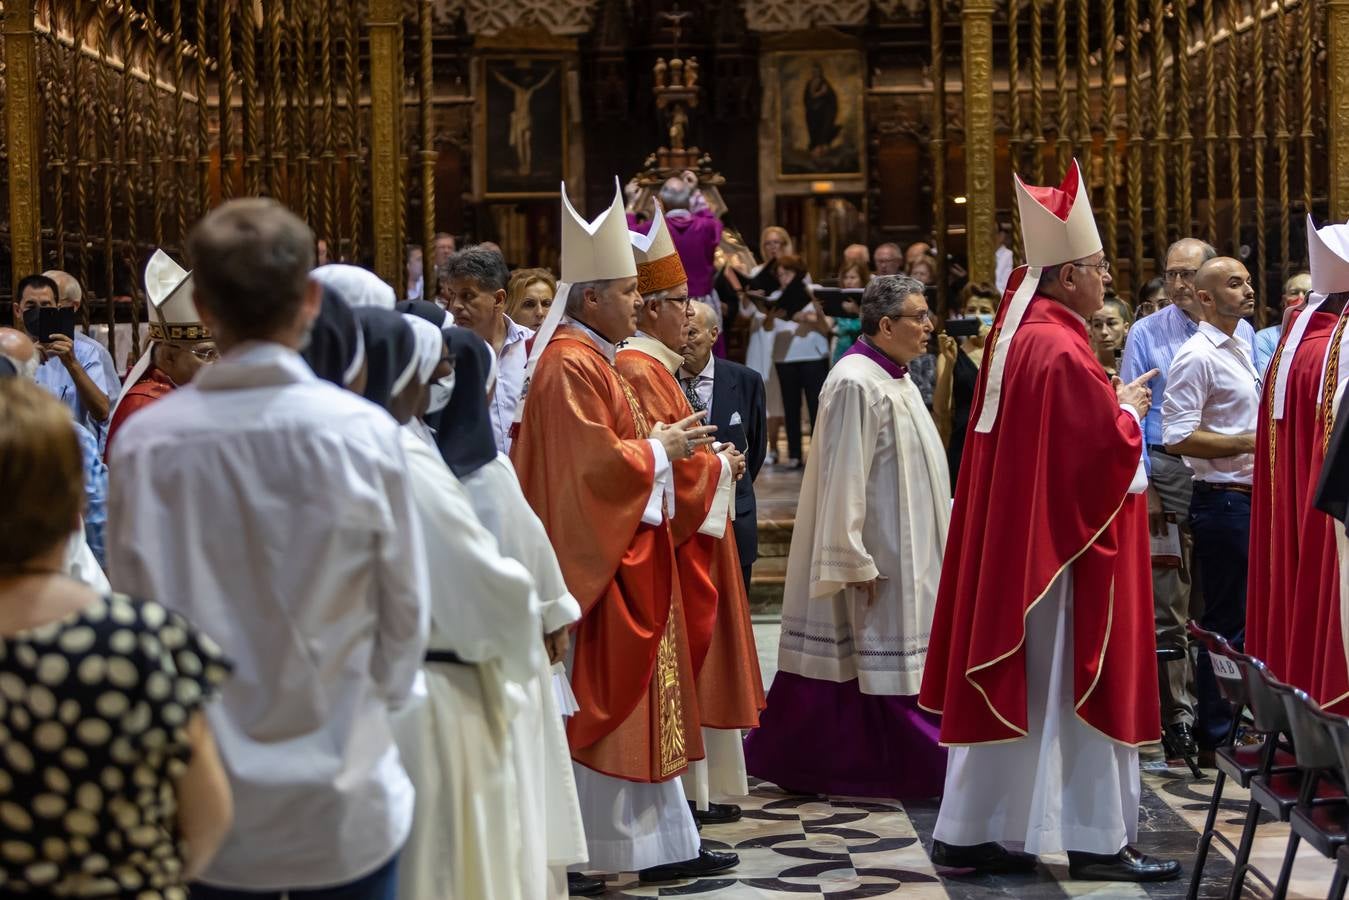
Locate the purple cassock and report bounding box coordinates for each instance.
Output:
[743,336,948,801]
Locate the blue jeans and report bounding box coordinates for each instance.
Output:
[191,854,399,900]
[1189,484,1251,750]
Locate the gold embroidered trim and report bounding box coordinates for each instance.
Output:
[656,614,687,778]
[1266,341,1284,479]
[1323,314,1349,451]
[614,369,653,438]
[637,254,688,296]
[149,322,211,342]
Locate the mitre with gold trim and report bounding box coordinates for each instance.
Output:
[630,205,688,295]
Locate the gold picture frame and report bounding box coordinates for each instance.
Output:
[771,49,865,181]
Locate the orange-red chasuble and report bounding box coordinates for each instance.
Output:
[616,344,766,730]
[511,326,703,782]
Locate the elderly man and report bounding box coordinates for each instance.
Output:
[106,250,217,453]
[1120,237,1256,761]
[109,199,429,900]
[874,242,903,276]
[630,173,723,328]
[0,325,107,573]
[512,180,733,888]
[746,274,950,800]
[621,209,762,826]
[679,302,767,592]
[1254,271,1312,374]
[443,246,532,452]
[13,273,119,443]
[1161,257,1260,755]
[843,243,870,269]
[922,161,1176,881]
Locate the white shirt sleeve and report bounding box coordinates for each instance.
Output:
[1161,348,1207,448]
[1119,404,1149,495]
[642,438,673,526]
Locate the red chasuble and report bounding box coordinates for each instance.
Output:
[1247,308,1339,683]
[1259,308,1349,710]
[615,345,766,729]
[511,326,704,782]
[105,365,175,458]
[918,273,1157,746]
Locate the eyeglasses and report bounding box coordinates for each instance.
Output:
[1164,268,1198,282]
[189,345,220,362]
[1073,259,1112,274]
[891,310,933,324]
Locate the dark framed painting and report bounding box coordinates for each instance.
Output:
[772,50,865,180]
[477,56,567,198]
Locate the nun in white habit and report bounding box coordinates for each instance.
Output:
[438,326,589,900]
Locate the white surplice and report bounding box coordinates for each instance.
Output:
[460,452,589,898]
[777,353,951,696]
[932,406,1150,857]
[394,429,546,900]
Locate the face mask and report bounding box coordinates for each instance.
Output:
[426,372,455,414]
[21,306,41,338]
[977,314,995,327]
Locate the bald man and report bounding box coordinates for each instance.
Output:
[843,244,870,269]
[1160,257,1259,753]
[680,302,768,592]
[874,243,903,277]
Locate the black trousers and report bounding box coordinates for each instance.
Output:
[1189,484,1251,750]
[775,357,830,462]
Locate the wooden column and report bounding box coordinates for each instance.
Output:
[4,0,42,286]
[369,0,404,291]
[1329,0,1349,219]
[962,0,998,286]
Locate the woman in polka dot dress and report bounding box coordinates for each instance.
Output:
[0,377,234,898]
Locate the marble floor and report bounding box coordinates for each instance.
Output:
[575,618,1340,898]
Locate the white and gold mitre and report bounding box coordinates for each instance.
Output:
[144,249,208,342]
[1307,215,1349,295]
[1014,158,1102,268]
[561,177,638,284]
[630,205,687,295]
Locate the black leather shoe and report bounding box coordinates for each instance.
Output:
[930,840,1038,874]
[1166,722,1199,758]
[566,871,606,896]
[689,800,743,825]
[1067,846,1181,882]
[638,846,739,883]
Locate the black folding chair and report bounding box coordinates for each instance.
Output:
[1187,622,1293,899]
[1321,711,1349,900]
[1268,686,1349,899]
[1224,658,1302,900]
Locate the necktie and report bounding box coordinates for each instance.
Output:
[682,377,706,413]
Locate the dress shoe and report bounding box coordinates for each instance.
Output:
[1067,846,1181,882]
[566,871,606,896]
[638,846,739,883]
[1165,722,1199,758]
[929,839,1039,874]
[689,800,742,825]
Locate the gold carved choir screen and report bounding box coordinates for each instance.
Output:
[0,0,1343,365]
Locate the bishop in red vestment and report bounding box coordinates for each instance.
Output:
[510,179,738,884]
[919,161,1179,883]
[1253,217,1349,711]
[619,209,763,824]
[104,250,215,457]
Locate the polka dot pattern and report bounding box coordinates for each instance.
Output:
[0,593,232,897]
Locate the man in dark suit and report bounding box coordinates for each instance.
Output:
[680,302,768,593]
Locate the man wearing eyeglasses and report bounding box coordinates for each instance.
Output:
[105,250,217,455]
[1119,238,1257,764]
[617,208,758,871]
[1253,272,1312,375]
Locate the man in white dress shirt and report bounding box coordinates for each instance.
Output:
[1161,256,1260,756]
[108,198,429,900]
[443,246,533,452]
